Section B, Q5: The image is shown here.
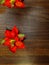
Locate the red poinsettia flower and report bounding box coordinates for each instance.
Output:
[1,26,25,53]
[3,0,12,8]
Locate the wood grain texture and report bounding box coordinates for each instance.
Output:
[0,0,49,65]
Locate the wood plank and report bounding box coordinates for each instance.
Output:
[0,0,49,65]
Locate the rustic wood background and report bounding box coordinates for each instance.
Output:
[0,0,49,65]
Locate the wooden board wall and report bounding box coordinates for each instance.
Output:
[0,0,49,65]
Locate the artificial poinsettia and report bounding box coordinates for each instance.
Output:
[0,0,25,8]
[1,26,25,53]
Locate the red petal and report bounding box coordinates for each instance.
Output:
[3,39,11,47]
[15,1,25,8]
[9,46,17,53]
[15,41,25,49]
[10,31,15,38]
[3,0,12,8]
[12,26,18,34]
[15,0,19,2]
[20,3,25,8]
[15,36,19,41]
[4,37,9,41]
[5,30,11,38]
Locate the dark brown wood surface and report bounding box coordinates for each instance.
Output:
[0,0,49,65]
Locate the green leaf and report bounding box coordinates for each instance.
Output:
[0,0,5,4]
[18,34,25,38]
[1,39,5,44]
